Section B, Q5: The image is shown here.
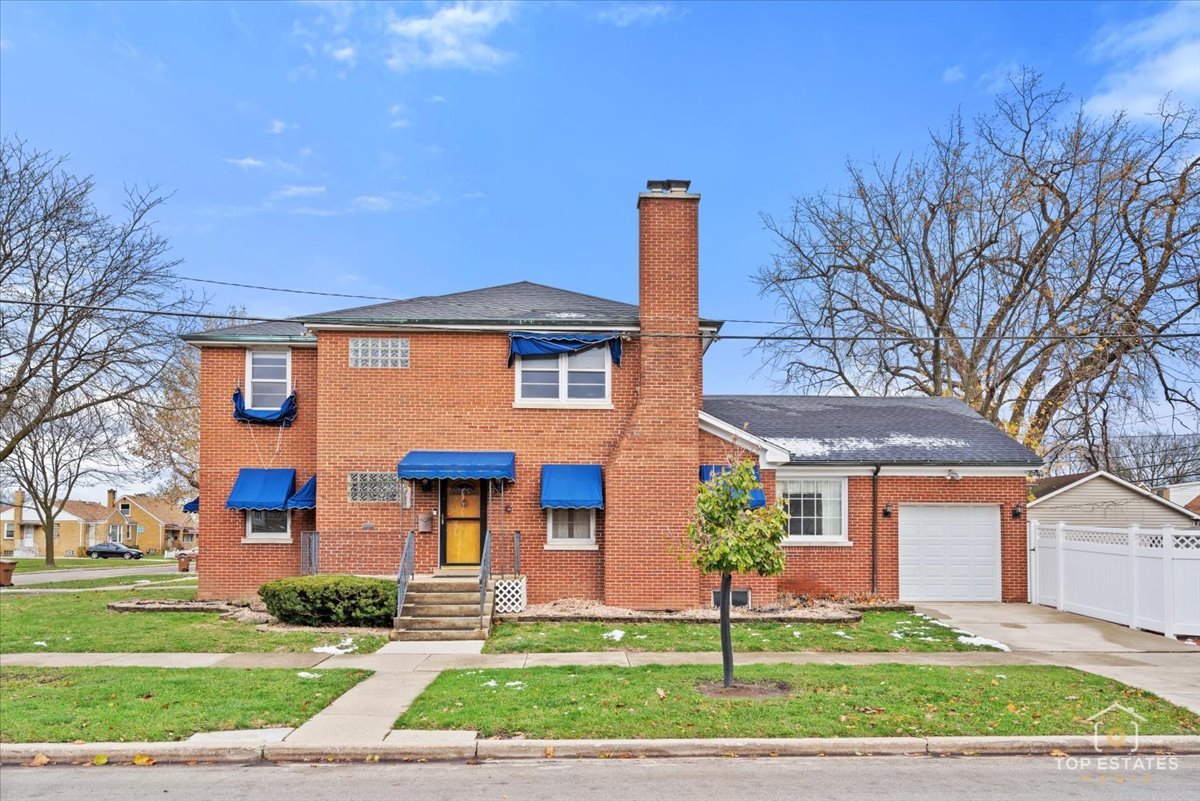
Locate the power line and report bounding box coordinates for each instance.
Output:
[180,276,401,302]
[6,299,1200,345]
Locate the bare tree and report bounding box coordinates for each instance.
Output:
[0,138,198,463]
[757,69,1200,454]
[1,403,122,566]
[1058,432,1200,486]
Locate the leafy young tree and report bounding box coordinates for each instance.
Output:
[757,69,1199,456]
[684,460,787,688]
[0,138,197,463]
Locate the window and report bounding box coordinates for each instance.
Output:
[108,524,120,541]
[546,508,597,548]
[246,350,291,409]
[779,478,847,542]
[246,510,290,539]
[118,502,131,516]
[53,523,61,540]
[349,338,409,368]
[516,346,610,406]
[711,589,751,608]
[348,472,411,505]
[3,523,12,540]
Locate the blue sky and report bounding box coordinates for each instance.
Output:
[2,0,1198,397]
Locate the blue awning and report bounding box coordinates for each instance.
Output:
[397,451,516,481]
[699,465,767,508]
[541,464,604,509]
[226,468,296,511]
[182,497,199,513]
[233,388,298,427]
[286,475,316,509]
[508,332,622,366]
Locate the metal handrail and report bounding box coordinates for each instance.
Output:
[396,531,416,620]
[479,529,492,630]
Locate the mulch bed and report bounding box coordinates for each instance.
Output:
[696,679,793,699]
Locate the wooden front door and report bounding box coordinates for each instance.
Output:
[441,478,486,567]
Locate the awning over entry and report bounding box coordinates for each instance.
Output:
[226,468,296,510]
[540,464,604,509]
[397,451,516,481]
[699,465,767,508]
[286,475,316,509]
[508,332,622,366]
[182,497,199,513]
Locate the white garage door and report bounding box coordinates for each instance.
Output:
[899,505,1001,602]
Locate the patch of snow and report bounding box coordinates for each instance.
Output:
[505,681,525,688]
[832,630,853,639]
[296,672,321,679]
[481,679,498,687]
[957,635,1010,651]
[918,637,939,642]
[771,434,969,459]
[33,641,47,647]
[994,674,1008,679]
[311,637,357,656]
[792,631,803,638]
[633,634,648,640]
[890,632,906,639]
[601,629,625,642]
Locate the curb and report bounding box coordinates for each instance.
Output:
[5,735,1200,765]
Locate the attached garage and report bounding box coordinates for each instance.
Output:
[898,505,1001,602]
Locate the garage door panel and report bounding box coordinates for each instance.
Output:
[899,505,1000,602]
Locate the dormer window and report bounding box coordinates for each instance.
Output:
[514,346,611,408]
[246,350,291,410]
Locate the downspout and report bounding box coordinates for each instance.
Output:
[871,464,881,595]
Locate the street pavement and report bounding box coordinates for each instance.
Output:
[7,562,178,586]
[1,756,1196,801]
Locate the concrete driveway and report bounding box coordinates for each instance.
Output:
[917,602,1200,713]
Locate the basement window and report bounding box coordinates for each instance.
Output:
[711,589,751,608]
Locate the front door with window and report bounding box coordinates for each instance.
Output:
[441,479,486,567]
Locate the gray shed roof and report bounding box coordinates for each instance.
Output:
[703,395,1042,467]
[183,319,314,343]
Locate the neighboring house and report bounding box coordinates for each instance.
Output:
[1029,471,1200,529]
[101,490,198,555]
[185,179,1042,608]
[0,490,111,558]
[1153,480,1200,510]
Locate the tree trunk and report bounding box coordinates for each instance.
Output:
[720,572,734,688]
[42,523,55,567]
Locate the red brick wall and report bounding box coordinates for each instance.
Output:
[197,347,317,600]
[603,191,704,609]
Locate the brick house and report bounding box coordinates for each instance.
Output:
[0,490,110,558]
[186,180,1041,608]
[101,490,198,555]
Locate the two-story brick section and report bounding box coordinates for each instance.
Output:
[186,180,1041,611]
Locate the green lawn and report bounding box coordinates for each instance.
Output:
[0,666,370,742]
[484,612,998,653]
[0,589,387,654]
[17,573,198,590]
[8,557,174,573]
[397,663,1200,739]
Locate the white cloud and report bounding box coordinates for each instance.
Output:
[384,1,517,72]
[353,195,393,211]
[268,118,297,134]
[975,61,1020,94]
[275,185,326,198]
[224,156,266,169]
[389,119,412,129]
[429,94,447,103]
[328,42,357,65]
[1088,2,1200,116]
[942,65,965,84]
[388,103,411,129]
[595,2,678,27]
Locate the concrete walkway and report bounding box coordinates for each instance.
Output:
[6,562,178,586]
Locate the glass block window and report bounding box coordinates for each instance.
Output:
[349,338,409,368]
[348,472,411,504]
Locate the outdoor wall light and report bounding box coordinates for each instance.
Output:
[882,503,894,517]
[1012,504,1025,519]
[947,469,961,481]
[419,478,433,493]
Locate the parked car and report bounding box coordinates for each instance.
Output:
[178,547,199,559]
[85,542,144,560]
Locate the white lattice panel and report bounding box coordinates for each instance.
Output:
[1174,534,1200,550]
[494,576,527,614]
[1064,529,1127,546]
[1138,533,1164,548]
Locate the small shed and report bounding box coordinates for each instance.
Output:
[1029,471,1200,529]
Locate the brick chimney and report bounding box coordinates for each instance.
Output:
[13,489,24,528]
[107,488,116,508]
[604,180,703,609]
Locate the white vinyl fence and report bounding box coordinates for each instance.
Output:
[1029,521,1200,638]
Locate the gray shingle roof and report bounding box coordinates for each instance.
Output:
[183,320,313,342]
[299,281,645,327]
[703,395,1042,466]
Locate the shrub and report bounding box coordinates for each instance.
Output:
[259,575,396,628]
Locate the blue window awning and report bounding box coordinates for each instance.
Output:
[182,497,199,513]
[233,388,298,427]
[699,465,767,508]
[541,464,604,509]
[226,468,296,511]
[286,475,316,509]
[508,332,622,366]
[397,451,516,481]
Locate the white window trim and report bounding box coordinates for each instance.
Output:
[244,349,292,411]
[242,510,292,544]
[3,523,13,540]
[544,507,599,550]
[514,348,613,409]
[777,474,850,546]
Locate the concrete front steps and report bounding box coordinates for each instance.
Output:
[392,576,494,642]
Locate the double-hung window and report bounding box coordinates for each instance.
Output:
[246,350,291,410]
[779,478,848,543]
[2,523,12,540]
[546,508,596,548]
[516,346,610,406]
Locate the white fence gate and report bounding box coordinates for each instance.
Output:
[1029,521,1200,638]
